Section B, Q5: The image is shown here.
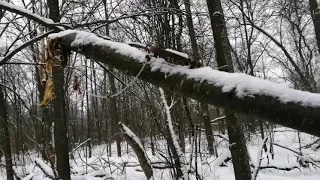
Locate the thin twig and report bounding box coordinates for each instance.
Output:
[2,62,46,65]
[0,83,30,112]
[252,137,268,180]
[70,138,91,155]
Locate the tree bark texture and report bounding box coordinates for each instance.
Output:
[0,87,14,180]
[206,0,252,179]
[48,0,71,179]
[309,0,320,54]
[201,103,216,156]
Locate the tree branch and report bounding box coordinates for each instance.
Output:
[72,11,163,28]
[0,30,54,65]
[231,2,312,91]
[0,1,66,31]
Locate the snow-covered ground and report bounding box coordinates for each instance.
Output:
[1,127,320,180]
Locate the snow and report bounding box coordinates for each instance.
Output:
[34,158,55,178]
[21,173,36,180]
[159,88,189,179]
[165,48,189,59]
[128,42,148,48]
[120,122,153,169]
[49,29,77,39]
[185,68,320,107]
[0,1,56,27]
[213,11,222,16]
[211,116,226,123]
[49,30,320,108]
[48,30,148,63]
[1,128,320,180]
[96,34,113,41]
[208,150,231,167]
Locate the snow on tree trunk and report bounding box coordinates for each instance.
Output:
[159,88,189,179]
[35,158,56,179]
[118,122,153,179]
[38,30,320,137]
[21,173,36,180]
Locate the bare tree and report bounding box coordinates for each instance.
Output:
[205,0,252,179]
[47,0,71,179]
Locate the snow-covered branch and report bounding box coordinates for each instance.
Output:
[70,138,91,155]
[21,173,36,180]
[34,158,56,179]
[210,116,226,123]
[159,88,189,179]
[50,30,320,137]
[0,1,66,31]
[118,122,153,179]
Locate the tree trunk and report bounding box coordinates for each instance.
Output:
[92,62,101,144]
[52,43,70,180]
[119,123,153,179]
[183,0,200,61]
[48,0,70,179]
[28,14,52,161]
[85,61,92,157]
[183,0,216,157]
[206,0,252,179]
[176,99,185,153]
[102,0,121,157]
[309,0,320,54]
[164,95,184,178]
[160,89,188,179]
[201,104,216,156]
[0,87,14,180]
[239,0,267,152]
[108,69,121,157]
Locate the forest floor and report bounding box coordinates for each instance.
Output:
[1,127,320,180]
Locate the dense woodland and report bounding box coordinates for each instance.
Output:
[1,0,320,180]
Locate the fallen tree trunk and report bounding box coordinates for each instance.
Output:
[2,0,320,137]
[50,30,320,137]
